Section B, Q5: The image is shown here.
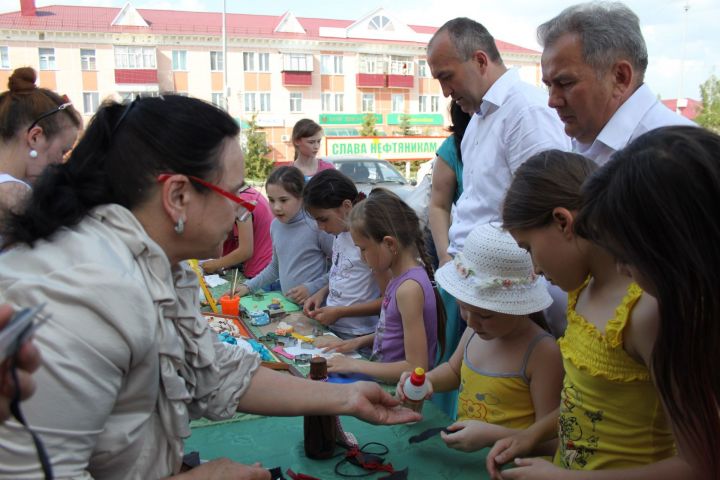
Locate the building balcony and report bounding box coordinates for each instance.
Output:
[387,74,414,88]
[282,71,312,86]
[114,69,158,84]
[356,73,386,88]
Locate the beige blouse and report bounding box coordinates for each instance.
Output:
[0,204,261,479]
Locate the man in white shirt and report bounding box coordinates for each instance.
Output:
[427,17,570,258]
[538,2,695,166]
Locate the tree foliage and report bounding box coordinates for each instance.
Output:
[243,113,272,180]
[697,75,720,133]
[359,113,379,136]
[396,114,414,136]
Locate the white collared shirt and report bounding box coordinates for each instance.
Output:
[574,84,696,165]
[448,69,570,256]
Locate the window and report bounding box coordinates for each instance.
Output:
[321,55,343,74]
[419,95,428,113]
[243,52,255,71]
[259,93,271,112]
[244,93,271,112]
[431,96,440,112]
[362,93,374,113]
[368,15,392,31]
[172,50,187,70]
[283,53,312,72]
[418,60,429,78]
[39,48,55,70]
[0,46,9,69]
[321,93,344,112]
[119,91,159,101]
[80,49,96,71]
[211,92,226,109]
[114,46,156,69]
[258,53,270,72]
[358,54,385,74]
[210,51,224,71]
[244,92,256,112]
[289,92,303,112]
[389,56,413,75]
[82,92,100,114]
[392,94,404,113]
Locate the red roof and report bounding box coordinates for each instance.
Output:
[661,98,702,121]
[0,4,540,54]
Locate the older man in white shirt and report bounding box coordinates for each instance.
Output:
[539,2,695,166]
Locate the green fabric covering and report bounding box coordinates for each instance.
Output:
[185,401,490,479]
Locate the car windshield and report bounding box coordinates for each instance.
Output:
[335,160,407,185]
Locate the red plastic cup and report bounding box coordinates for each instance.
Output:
[219,294,240,316]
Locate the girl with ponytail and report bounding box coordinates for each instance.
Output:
[320,187,446,384]
[303,169,387,345]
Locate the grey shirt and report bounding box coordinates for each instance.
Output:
[245,210,334,296]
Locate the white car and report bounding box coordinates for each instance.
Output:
[326,156,415,200]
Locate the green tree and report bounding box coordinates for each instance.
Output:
[697,75,720,133]
[396,114,414,136]
[359,113,379,136]
[243,113,272,180]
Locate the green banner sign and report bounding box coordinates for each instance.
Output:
[319,113,382,125]
[386,113,444,126]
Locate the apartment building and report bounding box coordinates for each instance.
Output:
[0,0,543,163]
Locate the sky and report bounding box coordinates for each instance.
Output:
[3,0,718,100]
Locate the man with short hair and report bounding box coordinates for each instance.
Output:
[538,2,695,165]
[426,18,570,383]
[427,17,569,260]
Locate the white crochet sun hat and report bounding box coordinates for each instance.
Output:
[436,223,552,315]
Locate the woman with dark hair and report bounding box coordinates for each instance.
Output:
[0,67,81,224]
[0,95,418,479]
[573,126,720,480]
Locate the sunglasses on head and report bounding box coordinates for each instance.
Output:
[27,102,73,132]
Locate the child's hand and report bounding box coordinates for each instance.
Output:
[492,457,564,480]
[320,338,356,354]
[285,285,310,304]
[303,291,324,316]
[395,371,434,402]
[307,306,341,326]
[326,354,357,373]
[486,431,537,479]
[441,420,505,452]
[200,259,223,275]
[232,284,250,297]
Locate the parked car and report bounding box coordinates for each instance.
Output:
[325,156,415,200]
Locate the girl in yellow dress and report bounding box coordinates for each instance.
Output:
[486,150,692,479]
[396,222,563,453]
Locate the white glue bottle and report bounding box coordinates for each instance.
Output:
[402,367,429,413]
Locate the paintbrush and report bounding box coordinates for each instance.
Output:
[231,268,239,297]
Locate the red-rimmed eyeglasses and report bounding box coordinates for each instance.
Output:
[157,173,256,222]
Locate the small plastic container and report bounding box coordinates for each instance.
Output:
[402,367,429,413]
[219,294,240,316]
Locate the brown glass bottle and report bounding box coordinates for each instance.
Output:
[303,357,337,459]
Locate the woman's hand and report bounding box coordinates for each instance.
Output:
[172,458,270,479]
[320,338,357,354]
[441,420,504,452]
[0,304,41,423]
[344,381,422,425]
[285,285,310,304]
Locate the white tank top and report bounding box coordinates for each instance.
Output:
[0,173,31,189]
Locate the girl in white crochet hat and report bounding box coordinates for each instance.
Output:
[397,222,563,453]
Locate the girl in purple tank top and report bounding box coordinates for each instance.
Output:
[322,188,446,384]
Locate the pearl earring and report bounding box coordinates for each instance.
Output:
[29,149,38,159]
[174,217,185,235]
